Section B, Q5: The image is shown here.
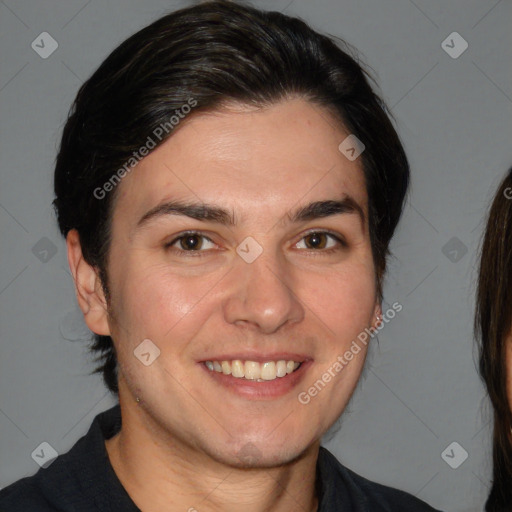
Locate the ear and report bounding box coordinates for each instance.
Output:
[372,301,383,329]
[66,229,111,336]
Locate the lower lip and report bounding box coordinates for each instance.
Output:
[200,361,312,400]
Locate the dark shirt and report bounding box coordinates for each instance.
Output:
[0,404,441,511]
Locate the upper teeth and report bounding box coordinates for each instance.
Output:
[205,360,301,381]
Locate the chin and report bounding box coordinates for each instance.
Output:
[208,435,314,470]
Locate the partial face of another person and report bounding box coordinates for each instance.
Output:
[507,329,512,413]
[87,98,380,467]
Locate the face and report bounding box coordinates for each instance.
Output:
[89,98,380,467]
[507,330,512,413]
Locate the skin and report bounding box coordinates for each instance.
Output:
[67,98,382,512]
[507,331,512,413]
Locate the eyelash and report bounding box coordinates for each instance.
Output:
[164,230,347,257]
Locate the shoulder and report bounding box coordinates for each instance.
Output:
[0,445,87,512]
[0,475,55,511]
[343,466,441,511]
[0,404,121,512]
[317,446,442,511]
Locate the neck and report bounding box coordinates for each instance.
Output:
[105,392,319,512]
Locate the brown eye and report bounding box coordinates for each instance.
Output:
[304,232,328,249]
[179,234,204,250]
[295,231,345,252]
[166,232,216,253]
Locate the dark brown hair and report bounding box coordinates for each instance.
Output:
[53,0,410,394]
[475,168,512,511]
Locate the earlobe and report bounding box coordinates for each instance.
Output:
[373,303,383,328]
[66,229,111,336]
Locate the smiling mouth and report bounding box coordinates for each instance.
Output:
[204,359,302,382]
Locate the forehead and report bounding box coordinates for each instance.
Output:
[112,98,367,227]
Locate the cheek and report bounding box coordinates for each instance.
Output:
[109,260,221,346]
[108,262,222,395]
[301,261,376,335]
[294,263,375,428]
[507,340,512,411]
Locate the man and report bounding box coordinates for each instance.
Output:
[0,1,440,510]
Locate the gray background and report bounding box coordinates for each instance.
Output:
[0,1,511,510]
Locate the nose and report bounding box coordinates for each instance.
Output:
[222,250,305,334]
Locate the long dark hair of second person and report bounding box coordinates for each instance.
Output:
[475,168,512,511]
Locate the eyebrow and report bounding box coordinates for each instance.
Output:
[136,196,365,231]
[287,198,365,229]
